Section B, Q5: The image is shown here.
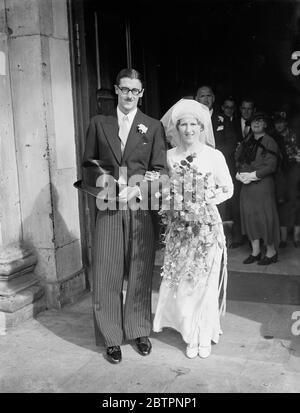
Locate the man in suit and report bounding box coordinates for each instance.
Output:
[235,98,255,142]
[195,87,238,167]
[195,86,238,245]
[221,96,236,122]
[82,68,167,364]
[228,98,256,248]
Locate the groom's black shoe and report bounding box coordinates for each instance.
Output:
[106,346,122,364]
[135,337,152,356]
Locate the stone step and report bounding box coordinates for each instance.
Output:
[226,270,300,305]
[123,268,300,307]
[150,265,300,306]
[151,245,300,306]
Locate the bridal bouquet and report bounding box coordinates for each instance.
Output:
[158,154,225,288]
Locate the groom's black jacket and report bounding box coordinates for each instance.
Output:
[75,109,168,201]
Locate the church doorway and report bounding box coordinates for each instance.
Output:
[68,0,300,281]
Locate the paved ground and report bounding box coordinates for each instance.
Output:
[0,292,299,393]
[1,242,299,393]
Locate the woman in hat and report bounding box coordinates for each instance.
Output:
[235,112,280,264]
[147,99,233,359]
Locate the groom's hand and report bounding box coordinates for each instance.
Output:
[144,171,156,181]
[144,170,161,182]
[118,185,141,203]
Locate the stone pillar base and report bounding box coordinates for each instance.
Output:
[0,244,46,335]
[46,269,88,309]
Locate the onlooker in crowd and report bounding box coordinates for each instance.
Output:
[221,96,236,121]
[221,96,245,248]
[229,98,256,247]
[235,98,256,142]
[272,112,300,248]
[195,86,237,245]
[235,112,280,265]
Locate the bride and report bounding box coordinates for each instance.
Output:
[147,99,233,359]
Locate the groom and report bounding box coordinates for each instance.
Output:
[82,68,167,363]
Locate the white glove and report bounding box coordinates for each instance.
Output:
[239,171,259,185]
[235,172,243,182]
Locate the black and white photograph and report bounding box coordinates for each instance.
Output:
[0,0,300,396]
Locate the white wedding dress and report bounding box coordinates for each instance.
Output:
[153,144,233,347]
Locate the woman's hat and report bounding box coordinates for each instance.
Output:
[160,98,215,148]
[170,99,209,124]
[272,111,288,124]
[251,111,269,123]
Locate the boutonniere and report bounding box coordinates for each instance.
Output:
[137,124,148,134]
[218,115,224,123]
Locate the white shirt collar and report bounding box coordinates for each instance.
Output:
[209,108,213,117]
[117,107,137,126]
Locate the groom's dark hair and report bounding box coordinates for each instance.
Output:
[115,68,143,87]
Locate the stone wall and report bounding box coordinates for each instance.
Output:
[0,0,86,331]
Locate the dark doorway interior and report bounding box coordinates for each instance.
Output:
[81,0,300,121]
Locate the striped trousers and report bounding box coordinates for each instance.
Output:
[92,208,155,346]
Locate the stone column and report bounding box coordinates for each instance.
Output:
[0,0,45,334]
[3,0,86,309]
[0,245,45,335]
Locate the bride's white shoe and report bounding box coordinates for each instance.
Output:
[186,344,198,359]
[198,345,211,358]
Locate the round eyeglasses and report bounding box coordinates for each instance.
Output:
[117,85,142,96]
